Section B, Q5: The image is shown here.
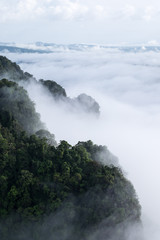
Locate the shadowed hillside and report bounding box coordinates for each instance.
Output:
[0,57,142,240]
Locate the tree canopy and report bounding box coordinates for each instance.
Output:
[0,57,141,240]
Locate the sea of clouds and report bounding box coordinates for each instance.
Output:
[1,45,160,239]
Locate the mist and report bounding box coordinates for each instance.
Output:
[2,46,160,239]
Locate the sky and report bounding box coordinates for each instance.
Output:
[0,0,160,44]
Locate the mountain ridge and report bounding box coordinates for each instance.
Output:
[0,56,142,240]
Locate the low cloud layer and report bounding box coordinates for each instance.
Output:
[2,46,160,239]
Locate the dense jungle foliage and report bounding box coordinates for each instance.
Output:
[0,57,141,239]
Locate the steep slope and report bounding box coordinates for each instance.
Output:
[0,116,141,240]
[40,79,67,99]
[39,79,100,115]
[0,56,33,81]
[0,79,43,134]
[0,55,100,116]
[0,56,142,239]
[0,78,141,240]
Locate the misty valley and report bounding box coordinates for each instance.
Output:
[1,43,160,240]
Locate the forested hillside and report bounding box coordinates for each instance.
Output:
[0,56,33,81]
[0,56,100,116]
[0,57,141,240]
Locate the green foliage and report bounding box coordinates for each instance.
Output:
[35,129,57,146]
[0,79,43,134]
[0,57,141,239]
[0,55,33,81]
[0,55,100,116]
[39,79,67,99]
[77,140,118,165]
[0,113,141,239]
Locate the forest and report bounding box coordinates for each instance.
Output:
[0,56,141,240]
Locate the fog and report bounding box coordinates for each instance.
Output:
[2,46,160,239]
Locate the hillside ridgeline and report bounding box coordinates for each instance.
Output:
[0,56,100,116]
[0,58,141,240]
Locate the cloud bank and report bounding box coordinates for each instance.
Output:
[2,46,160,239]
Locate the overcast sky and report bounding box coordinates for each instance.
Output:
[0,0,160,44]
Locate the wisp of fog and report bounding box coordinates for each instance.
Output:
[2,45,160,239]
